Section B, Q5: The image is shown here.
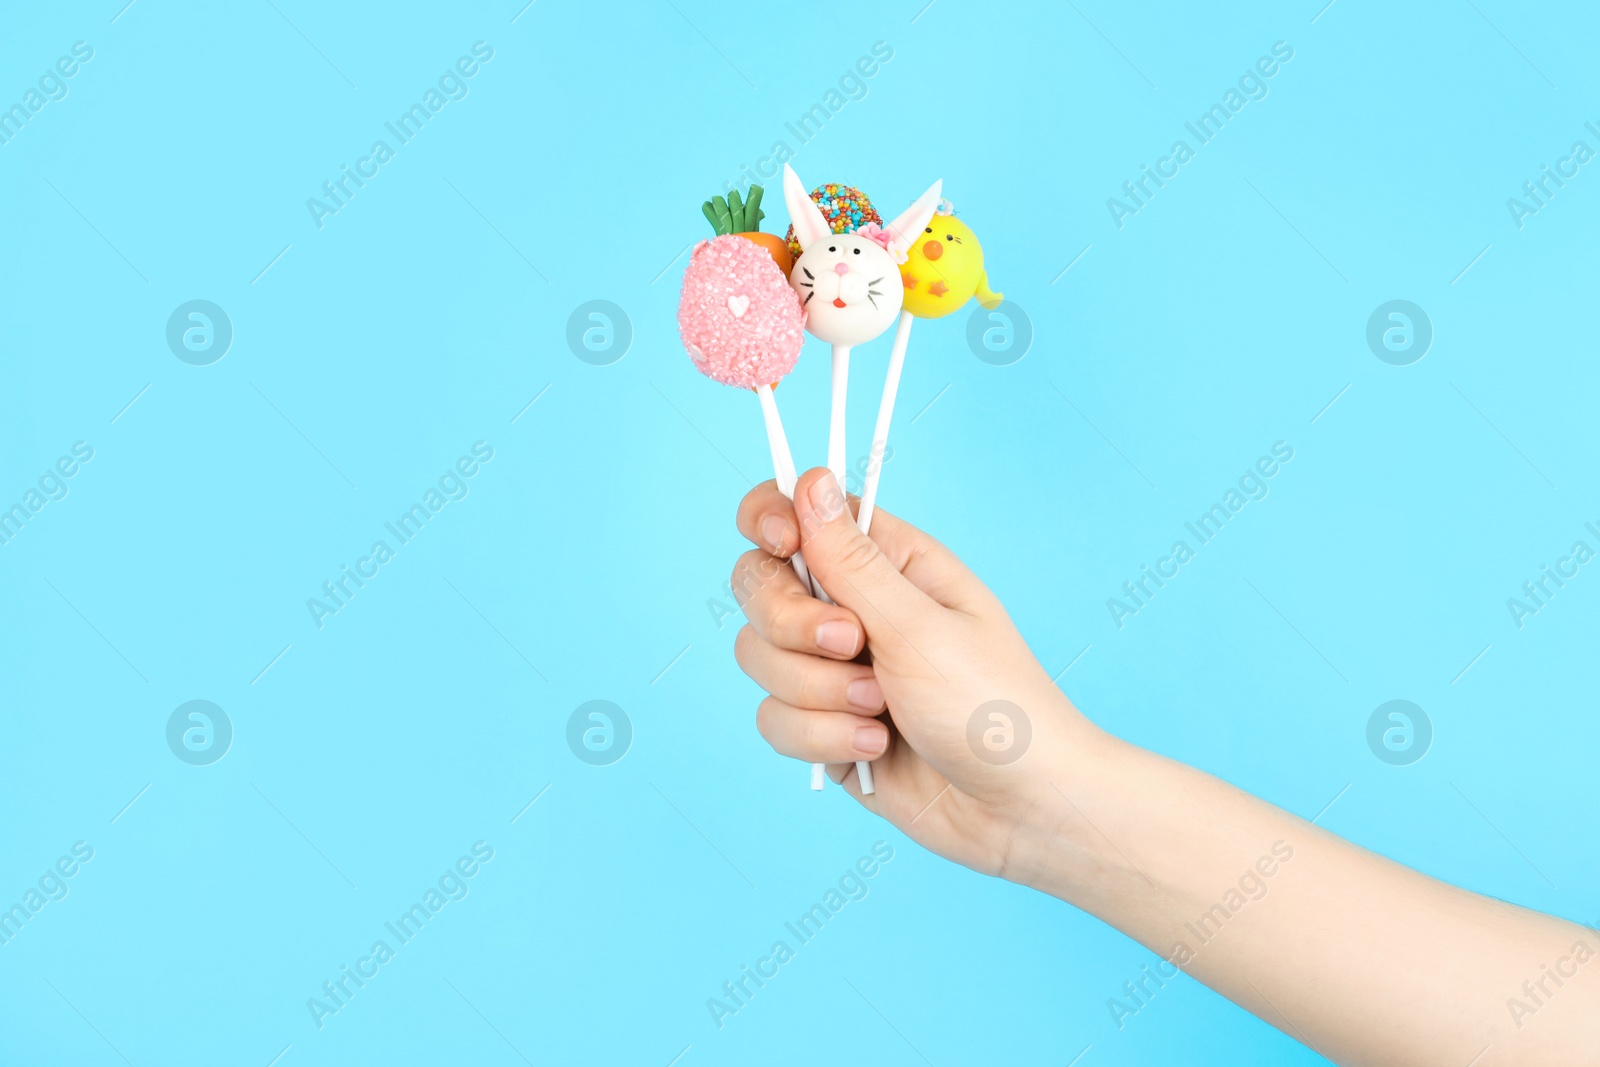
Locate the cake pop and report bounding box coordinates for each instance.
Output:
[900,207,1003,318]
[679,232,842,792]
[783,182,881,262]
[701,185,792,276]
[678,234,817,587]
[782,162,941,498]
[679,234,803,388]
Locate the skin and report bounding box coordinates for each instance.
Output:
[730,468,1600,1067]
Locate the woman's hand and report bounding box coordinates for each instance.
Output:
[732,468,1600,1066]
[730,467,1106,879]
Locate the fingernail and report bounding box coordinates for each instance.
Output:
[759,515,786,553]
[807,471,845,521]
[846,677,883,711]
[853,725,888,757]
[815,620,860,656]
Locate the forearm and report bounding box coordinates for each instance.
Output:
[728,477,1596,1062]
[1010,712,1600,1066]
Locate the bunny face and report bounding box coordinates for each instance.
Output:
[789,233,901,346]
[782,164,943,349]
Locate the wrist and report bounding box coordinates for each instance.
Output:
[996,708,1151,905]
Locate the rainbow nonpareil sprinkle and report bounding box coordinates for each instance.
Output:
[784,183,881,260]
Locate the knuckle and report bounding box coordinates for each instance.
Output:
[735,488,759,532]
[733,625,758,671]
[729,549,770,608]
[755,696,782,743]
[801,714,828,756]
[753,553,786,587]
[834,533,882,575]
[795,667,834,710]
[728,551,752,601]
[766,596,810,650]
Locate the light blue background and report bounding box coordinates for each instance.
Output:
[3,1,1597,1064]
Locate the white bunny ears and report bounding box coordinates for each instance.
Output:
[782,163,943,260]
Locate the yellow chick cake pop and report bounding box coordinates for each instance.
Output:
[899,202,1002,318]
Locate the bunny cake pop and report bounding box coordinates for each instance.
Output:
[783,164,942,348]
[782,163,941,493]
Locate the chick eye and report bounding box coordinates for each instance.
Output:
[945,234,953,241]
[828,245,836,252]
[925,227,932,233]
[852,247,861,255]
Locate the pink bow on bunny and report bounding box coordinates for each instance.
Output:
[854,221,907,263]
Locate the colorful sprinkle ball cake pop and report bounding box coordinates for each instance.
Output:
[783,183,882,261]
[677,235,804,389]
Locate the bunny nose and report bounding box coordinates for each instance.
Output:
[922,240,944,260]
[832,261,851,275]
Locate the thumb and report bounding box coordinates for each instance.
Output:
[794,468,943,647]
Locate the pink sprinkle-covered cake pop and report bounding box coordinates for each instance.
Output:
[678,235,804,389]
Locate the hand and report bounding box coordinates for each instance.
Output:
[731,472,1600,1067]
[730,467,1107,878]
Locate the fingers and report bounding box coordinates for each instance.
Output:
[738,476,992,615]
[756,696,890,764]
[736,479,802,558]
[790,468,945,646]
[852,503,997,616]
[735,625,885,713]
[730,549,865,660]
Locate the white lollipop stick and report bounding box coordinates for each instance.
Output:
[814,353,848,601]
[857,309,914,535]
[774,347,877,795]
[844,312,918,795]
[760,388,820,606]
[764,389,876,796]
[854,748,876,794]
[827,344,850,486]
[764,404,867,793]
[755,384,816,595]
[818,343,876,796]
[756,385,833,792]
